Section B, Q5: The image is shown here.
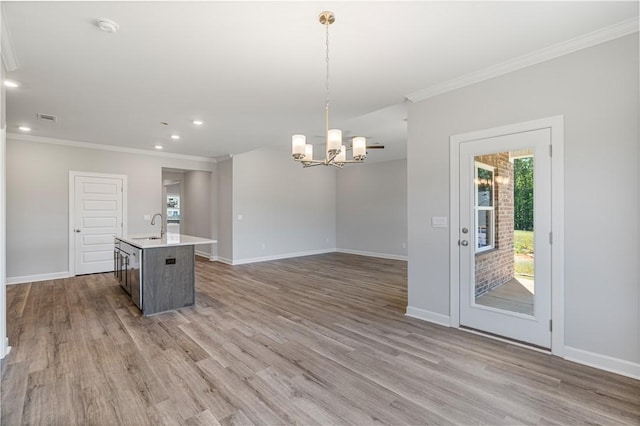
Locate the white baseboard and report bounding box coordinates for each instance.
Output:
[7,271,70,285]
[1,338,9,360]
[214,256,233,265]
[195,250,211,259]
[336,248,408,261]
[231,249,336,266]
[405,306,451,327]
[564,346,640,380]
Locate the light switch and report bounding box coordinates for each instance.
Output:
[237,214,243,221]
[431,216,448,228]
[144,215,151,221]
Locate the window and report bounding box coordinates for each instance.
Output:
[167,196,180,224]
[475,162,495,252]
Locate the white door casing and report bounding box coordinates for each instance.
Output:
[69,172,127,275]
[449,116,565,356]
[459,128,551,348]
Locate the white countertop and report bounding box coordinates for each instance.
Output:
[117,233,217,249]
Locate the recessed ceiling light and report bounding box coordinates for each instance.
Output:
[170,135,180,140]
[155,145,163,150]
[97,18,119,33]
[4,80,19,88]
[18,126,31,132]
[192,120,203,126]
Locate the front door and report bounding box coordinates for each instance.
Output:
[71,173,125,275]
[458,128,552,348]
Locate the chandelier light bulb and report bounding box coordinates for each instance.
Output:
[327,129,342,154]
[292,134,306,159]
[352,137,367,160]
[335,145,346,163]
[303,144,313,161]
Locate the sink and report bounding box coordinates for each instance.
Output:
[132,236,162,240]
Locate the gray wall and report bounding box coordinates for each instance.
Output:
[407,34,639,364]
[216,158,233,262]
[231,147,336,262]
[6,138,214,278]
[183,170,214,256]
[336,159,407,258]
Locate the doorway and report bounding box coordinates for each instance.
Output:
[449,117,565,354]
[162,174,183,235]
[161,168,214,259]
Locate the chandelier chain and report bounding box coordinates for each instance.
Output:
[325,21,330,114]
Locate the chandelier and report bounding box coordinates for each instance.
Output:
[292,11,367,168]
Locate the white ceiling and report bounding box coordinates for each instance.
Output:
[4,1,638,161]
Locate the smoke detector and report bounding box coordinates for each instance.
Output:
[97,18,119,33]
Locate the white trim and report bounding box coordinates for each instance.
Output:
[69,171,128,277]
[8,133,216,164]
[450,136,461,328]
[214,256,233,265]
[231,249,336,266]
[549,117,565,357]
[7,271,70,285]
[0,123,6,359]
[195,250,211,259]
[449,116,565,356]
[336,248,408,261]
[405,306,451,328]
[1,13,18,72]
[564,346,640,380]
[407,17,639,102]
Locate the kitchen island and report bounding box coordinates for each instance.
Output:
[114,234,216,316]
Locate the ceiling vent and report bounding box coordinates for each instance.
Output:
[37,113,57,123]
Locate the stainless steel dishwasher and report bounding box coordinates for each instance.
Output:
[117,240,143,310]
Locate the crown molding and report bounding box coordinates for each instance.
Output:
[407,17,639,103]
[1,12,19,71]
[7,132,217,163]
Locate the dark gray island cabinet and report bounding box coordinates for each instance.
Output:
[114,234,216,316]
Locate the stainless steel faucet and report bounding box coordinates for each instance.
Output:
[151,213,165,237]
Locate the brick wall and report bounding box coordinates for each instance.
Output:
[474,152,514,297]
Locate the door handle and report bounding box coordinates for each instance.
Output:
[74,229,81,233]
[460,240,469,246]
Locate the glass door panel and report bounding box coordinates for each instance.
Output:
[474,152,534,316]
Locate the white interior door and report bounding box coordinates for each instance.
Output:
[459,128,552,348]
[71,173,124,275]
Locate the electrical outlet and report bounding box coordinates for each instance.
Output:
[261,243,266,250]
[402,242,406,249]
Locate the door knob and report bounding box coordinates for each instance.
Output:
[74,229,81,233]
[460,240,469,246]
[461,227,469,234]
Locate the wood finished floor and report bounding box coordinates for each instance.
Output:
[2,253,639,425]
